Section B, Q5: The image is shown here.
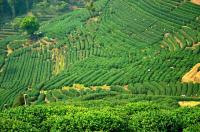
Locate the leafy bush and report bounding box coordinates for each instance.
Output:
[11,17,23,30]
[1,101,200,131]
[128,110,179,132]
[183,124,200,132]
[110,85,128,93]
[0,117,38,132]
[82,91,118,100]
[124,102,166,115]
[43,110,126,132]
[174,108,200,129]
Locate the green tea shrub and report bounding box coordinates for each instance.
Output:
[82,91,118,100]
[110,85,128,93]
[63,88,81,97]
[174,108,200,129]
[124,102,165,115]
[128,110,179,131]
[43,110,126,132]
[0,117,38,131]
[183,124,200,132]
[0,56,4,68]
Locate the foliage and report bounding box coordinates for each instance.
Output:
[0,2,200,131]
[0,117,38,132]
[11,18,23,30]
[43,110,126,131]
[32,0,69,14]
[183,124,200,132]
[20,16,39,35]
[128,110,179,132]
[1,101,200,131]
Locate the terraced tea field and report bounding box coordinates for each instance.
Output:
[0,0,200,106]
[0,0,200,108]
[1,0,200,131]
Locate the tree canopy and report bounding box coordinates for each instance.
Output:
[20,16,40,35]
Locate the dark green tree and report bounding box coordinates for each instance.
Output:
[25,0,30,12]
[0,0,3,15]
[20,16,40,36]
[7,0,16,18]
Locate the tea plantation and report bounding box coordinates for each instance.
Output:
[1,94,200,131]
[0,0,200,131]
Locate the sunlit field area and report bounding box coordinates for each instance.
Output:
[0,0,200,131]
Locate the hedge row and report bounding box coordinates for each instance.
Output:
[0,101,200,131]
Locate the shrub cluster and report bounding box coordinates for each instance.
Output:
[0,102,200,131]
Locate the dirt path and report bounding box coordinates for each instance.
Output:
[191,0,200,5]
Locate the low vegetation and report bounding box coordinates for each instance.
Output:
[1,96,200,131]
[0,0,200,131]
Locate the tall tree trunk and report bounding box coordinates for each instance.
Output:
[8,0,16,18]
[0,0,3,16]
[11,6,15,18]
[0,6,3,16]
[25,0,29,12]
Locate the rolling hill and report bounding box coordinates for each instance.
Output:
[1,0,200,107]
[1,0,200,131]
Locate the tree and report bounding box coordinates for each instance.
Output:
[0,0,3,15]
[20,16,40,36]
[25,0,30,12]
[7,0,16,18]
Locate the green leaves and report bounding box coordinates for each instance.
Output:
[183,124,200,132]
[7,0,15,6]
[43,110,125,132]
[128,110,179,132]
[20,16,39,35]
[0,117,38,132]
[1,102,200,131]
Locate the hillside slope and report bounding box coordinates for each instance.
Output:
[0,0,200,107]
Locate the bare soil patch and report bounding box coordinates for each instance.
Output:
[7,45,13,56]
[191,0,200,5]
[124,85,129,91]
[182,63,200,83]
[87,16,99,25]
[179,101,200,107]
[69,6,81,10]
